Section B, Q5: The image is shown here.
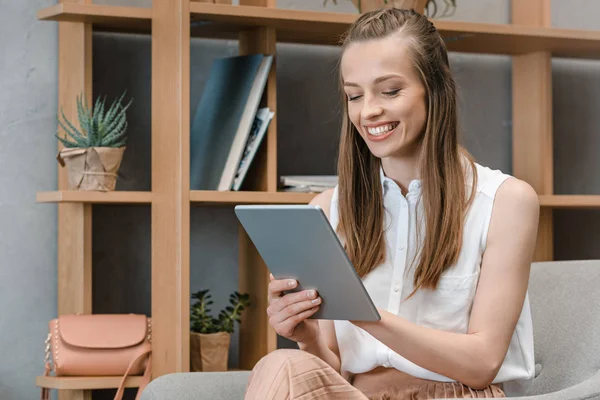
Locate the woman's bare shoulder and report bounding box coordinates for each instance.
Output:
[309,188,336,221]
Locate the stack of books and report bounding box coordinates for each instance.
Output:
[190,54,274,191]
[279,175,338,193]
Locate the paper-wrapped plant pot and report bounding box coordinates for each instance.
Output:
[57,147,125,191]
[190,331,231,372]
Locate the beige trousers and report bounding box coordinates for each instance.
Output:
[244,349,506,400]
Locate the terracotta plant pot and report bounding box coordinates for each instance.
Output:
[57,147,125,191]
[190,331,231,372]
[352,0,428,14]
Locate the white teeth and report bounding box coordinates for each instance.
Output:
[367,123,397,136]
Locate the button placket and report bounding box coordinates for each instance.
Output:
[387,196,409,315]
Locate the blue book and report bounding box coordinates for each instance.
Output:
[190,54,272,190]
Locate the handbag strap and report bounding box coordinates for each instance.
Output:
[113,349,153,400]
[39,352,152,400]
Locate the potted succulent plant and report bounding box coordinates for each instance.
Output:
[326,0,456,17]
[55,91,132,191]
[190,289,251,372]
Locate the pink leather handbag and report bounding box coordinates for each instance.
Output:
[41,314,152,400]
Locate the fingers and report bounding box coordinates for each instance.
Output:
[269,288,318,313]
[267,278,298,304]
[273,305,320,338]
[269,294,322,324]
[269,278,298,295]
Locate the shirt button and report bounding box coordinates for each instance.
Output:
[399,245,405,251]
[393,285,400,292]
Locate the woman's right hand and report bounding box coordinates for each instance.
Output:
[267,274,322,345]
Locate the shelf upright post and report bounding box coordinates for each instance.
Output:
[56,1,93,399]
[237,0,279,370]
[151,0,192,377]
[511,0,554,261]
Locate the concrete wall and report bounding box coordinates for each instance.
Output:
[2,0,600,399]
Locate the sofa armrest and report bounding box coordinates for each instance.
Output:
[514,370,600,400]
[438,370,600,400]
[140,371,251,400]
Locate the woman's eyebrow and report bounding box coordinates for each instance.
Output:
[343,74,404,87]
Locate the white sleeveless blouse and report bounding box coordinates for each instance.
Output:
[329,163,535,397]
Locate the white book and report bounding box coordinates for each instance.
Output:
[217,55,273,191]
[232,107,274,191]
[280,175,338,187]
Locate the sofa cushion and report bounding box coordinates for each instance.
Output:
[527,260,600,395]
[140,371,251,400]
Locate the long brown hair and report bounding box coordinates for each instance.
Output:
[336,8,477,296]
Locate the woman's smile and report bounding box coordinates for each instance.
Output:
[364,121,399,141]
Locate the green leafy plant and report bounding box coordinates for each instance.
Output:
[56,91,133,149]
[324,0,457,18]
[190,289,251,334]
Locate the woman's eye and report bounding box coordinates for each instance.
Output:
[383,89,400,96]
[348,94,363,102]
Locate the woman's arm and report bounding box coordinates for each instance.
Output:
[298,319,341,372]
[297,189,342,372]
[351,177,540,389]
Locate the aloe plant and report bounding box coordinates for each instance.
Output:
[56,91,133,148]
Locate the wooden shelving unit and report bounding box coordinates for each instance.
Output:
[39,2,600,55]
[35,0,600,398]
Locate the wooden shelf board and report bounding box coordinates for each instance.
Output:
[539,195,600,208]
[37,3,152,34]
[190,190,317,205]
[36,191,153,204]
[189,4,600,58]
[38,3,600,58]
[36,375,142,390]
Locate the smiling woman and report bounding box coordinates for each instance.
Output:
[342,39,427,160]
[244,7,539,400]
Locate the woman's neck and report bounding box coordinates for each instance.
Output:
[380,155,421,194]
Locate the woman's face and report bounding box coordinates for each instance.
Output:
[341,35,427,159]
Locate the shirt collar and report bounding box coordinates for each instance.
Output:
[379,165,422,196]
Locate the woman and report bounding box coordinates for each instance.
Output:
[245,7,538,400]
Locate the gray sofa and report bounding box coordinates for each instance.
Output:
[141,260,600,399]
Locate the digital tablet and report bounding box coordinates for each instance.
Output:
[234,204,380,321]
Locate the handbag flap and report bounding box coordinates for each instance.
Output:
[59,314,148,349]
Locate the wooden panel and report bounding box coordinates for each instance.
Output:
[239,0,276,6]
[511,0,553,262]
[236,0,279,371]
[190,191,316,204]
[58,204,92,315]
[192,0,232,4]
[512,0,551,27]
[534,208,553,261]
[151,0,191,378]
[539,195,600,208]
[37,191,153,204]
[238,225,277,369]
[57,2,93,400]
[37,376,142,390]
[512,51,553,193]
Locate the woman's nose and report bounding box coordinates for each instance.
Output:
[361,98,384,120]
